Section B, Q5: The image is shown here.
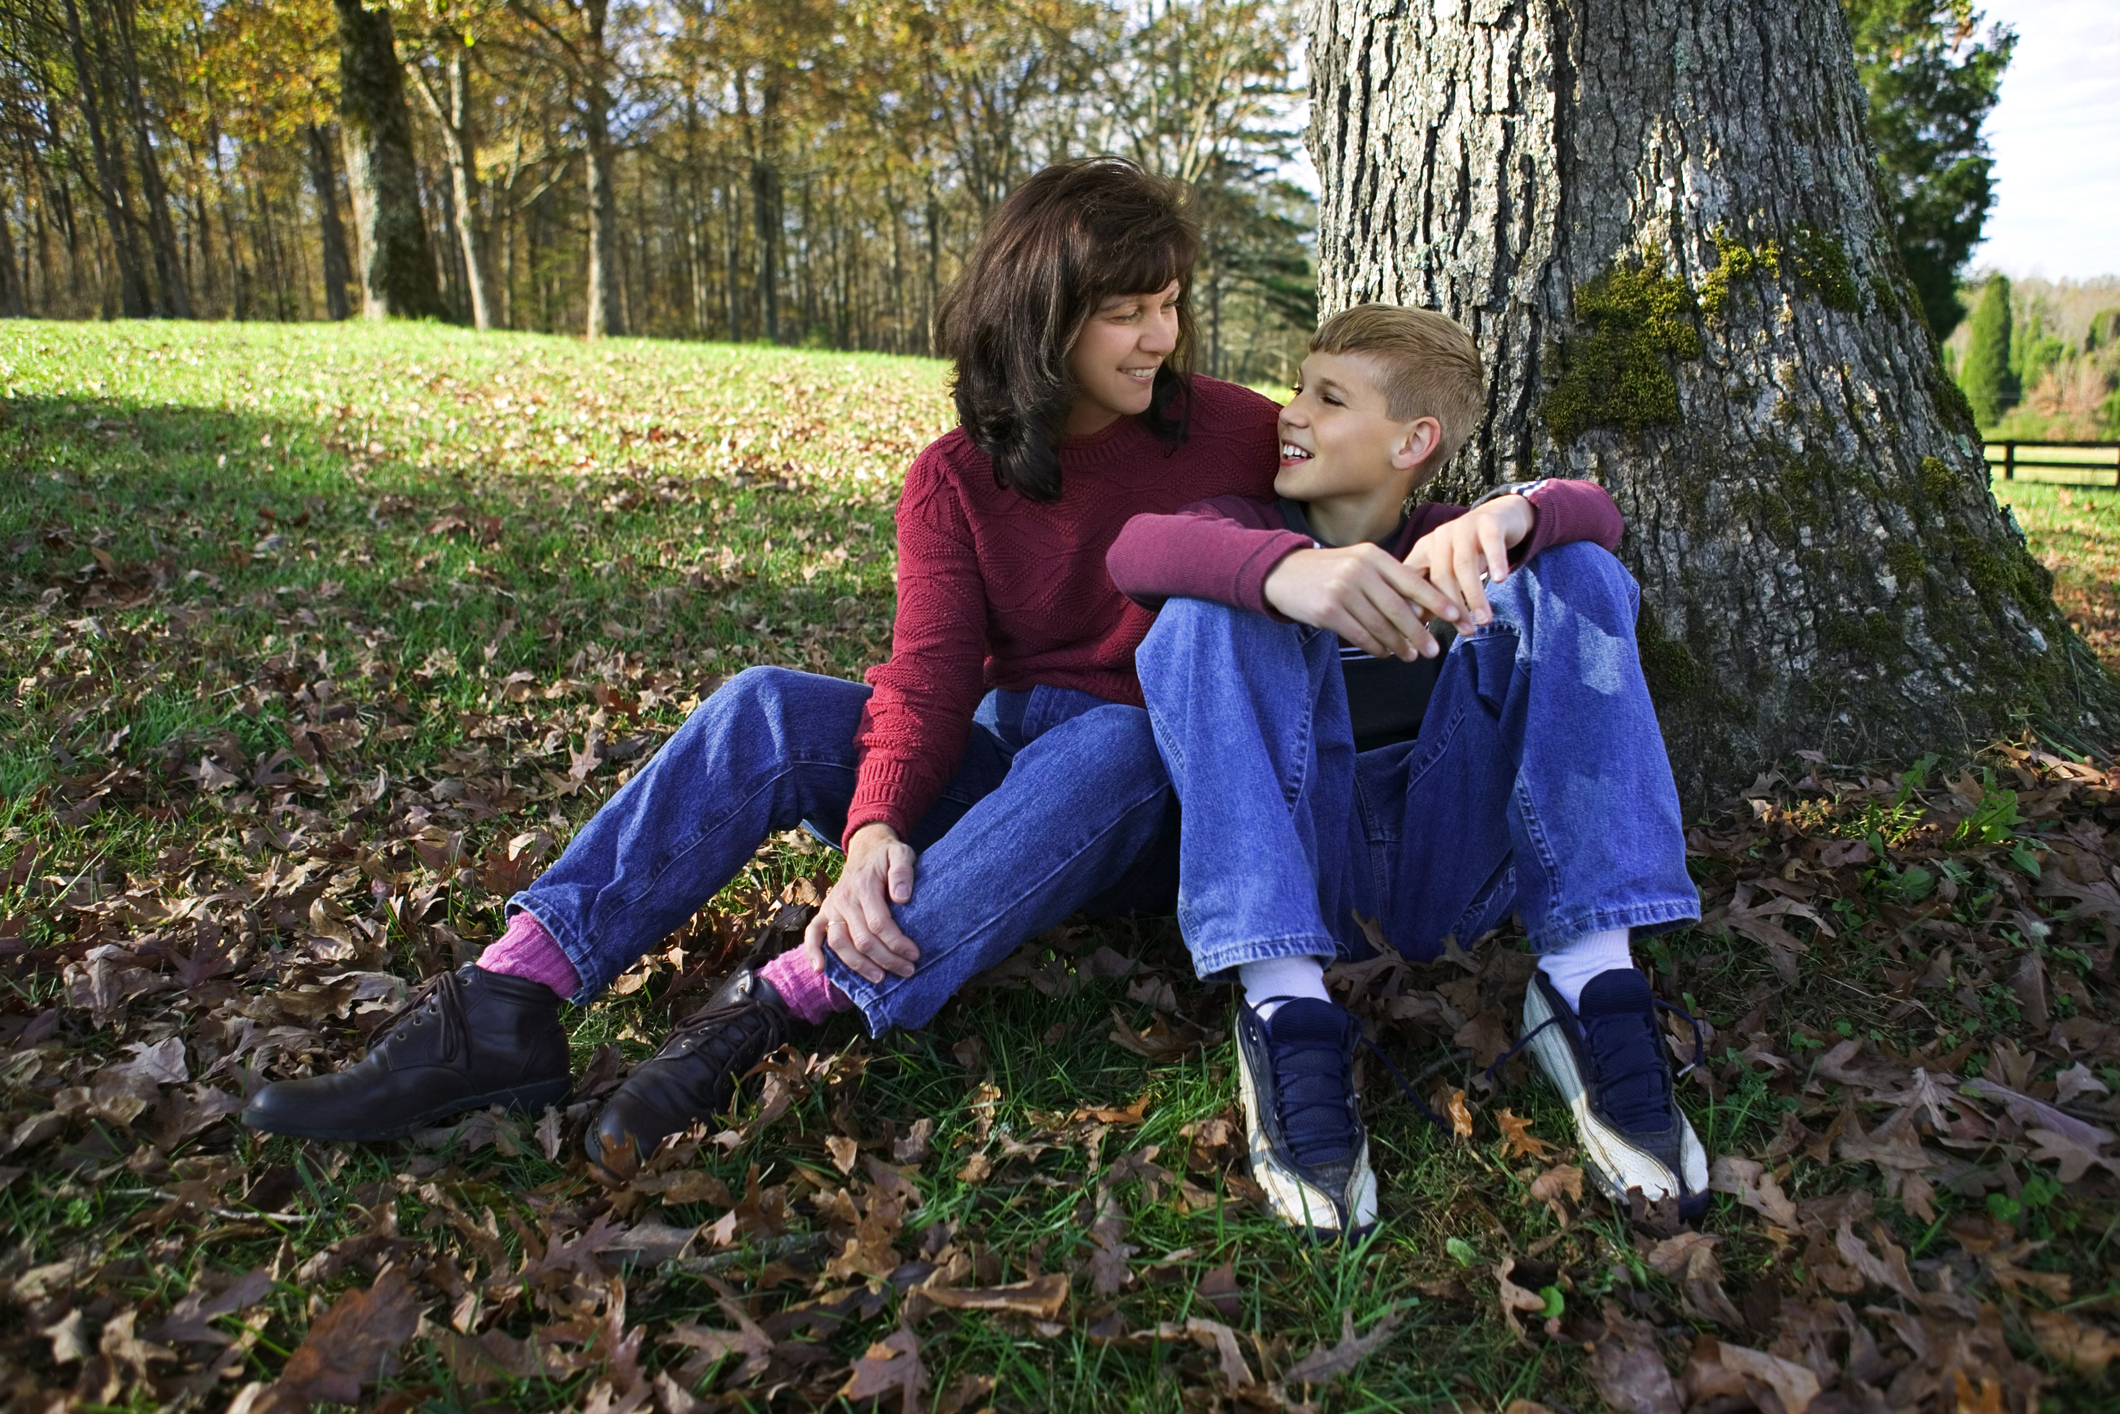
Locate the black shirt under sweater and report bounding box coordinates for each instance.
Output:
[1277,498,1454,754]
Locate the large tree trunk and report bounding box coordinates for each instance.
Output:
[1309,0,2113,800]
[306,124,353,321]
[333,0,441,319]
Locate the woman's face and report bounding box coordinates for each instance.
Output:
[1063,282,1182,436]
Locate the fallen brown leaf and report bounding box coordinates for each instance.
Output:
[839,1324,929,1411]
[2030,1309,2120,1375]
[254,1266,421,1409]
[918,1273,1068,1318]
[1529,1164,1584,1224]
[1283,1309,1402,1383]
[1587,1303,1681,1414]
[1496,1109,1556,1161]
[1708,1154,1798,1228]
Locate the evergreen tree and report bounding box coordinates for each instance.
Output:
[1840,0,2013,339]
[1960,274,2016,427]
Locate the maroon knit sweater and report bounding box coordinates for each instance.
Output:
[846,376,1281,844]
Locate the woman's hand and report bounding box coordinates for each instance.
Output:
[1403,496,1536,627]
[802,822,921,983]
[1263,543,1465,660]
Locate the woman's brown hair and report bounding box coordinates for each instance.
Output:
[937,158,1200,502]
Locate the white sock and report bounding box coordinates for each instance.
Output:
[1537,927,1637,1010]
[1240,955,1332,1020]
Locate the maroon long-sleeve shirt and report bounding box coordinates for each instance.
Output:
[845,375,1282,845]
[1106,480,1626,750]
[1104,479,1624,617]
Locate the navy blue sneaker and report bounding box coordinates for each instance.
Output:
[1521,969,1708,1217]
[1233,997,1377,1238]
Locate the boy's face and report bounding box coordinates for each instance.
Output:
[1276,350,1439,505]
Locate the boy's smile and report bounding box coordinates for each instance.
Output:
[1275,350,1440,546]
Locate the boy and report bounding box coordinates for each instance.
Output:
[1106,305,1705,1237]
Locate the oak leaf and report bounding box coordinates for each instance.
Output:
[1496,1109,1555,1161]
[1283,1309,1402,1383]
[263,1266,421,1408]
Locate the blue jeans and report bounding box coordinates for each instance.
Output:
[512,668,1178,1033]
[1134,541,1699,975]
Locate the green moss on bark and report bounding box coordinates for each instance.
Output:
[1788,229,1861,313]
[1885,541,1926,585]
[1700,231,1780,320]
[1545,264,1704,444]
[1696,226,1861,322]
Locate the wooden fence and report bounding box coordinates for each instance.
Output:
[1984,441,2120,489]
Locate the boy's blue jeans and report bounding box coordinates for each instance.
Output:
[511,669,1178,1034]
[1134,541,1699,973]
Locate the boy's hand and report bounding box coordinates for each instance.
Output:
[1404,496,1535,628]
[1263,544,1465,661]
[803,822,920,983]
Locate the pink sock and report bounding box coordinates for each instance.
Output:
[479,911,580,1000]
[759,949,852,1026]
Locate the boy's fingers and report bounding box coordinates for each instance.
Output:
[1346,598,1423,661]
[1323,603,1391,660]
[1363,581,1435,659]
[1454,536,1493,624]
[1380,555,1461,622]
[1480,518,1512,586]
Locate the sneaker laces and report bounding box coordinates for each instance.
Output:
[1481,974,1707,1136]
[1257,1000,1362,1167]
[374,969,468,1062]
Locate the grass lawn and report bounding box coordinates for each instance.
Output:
[3,320,2119,1413]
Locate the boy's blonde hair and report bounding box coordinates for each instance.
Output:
[1310,304,1485,475]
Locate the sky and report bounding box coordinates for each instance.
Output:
[1965,0,2120,281]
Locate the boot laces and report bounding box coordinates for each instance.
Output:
[665,988,787,1070]
[374,969,468,1062]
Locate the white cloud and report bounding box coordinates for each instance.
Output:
[1971,0,2120,281]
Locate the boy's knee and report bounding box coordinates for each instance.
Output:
[1501,542,1637,624]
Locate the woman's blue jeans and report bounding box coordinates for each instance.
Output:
[511,670,1178,1034]
[1134,541,1700,974]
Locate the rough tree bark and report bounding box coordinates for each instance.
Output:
[1308,0,2114,800]
[305,124,353,321]
[334,0,442,319]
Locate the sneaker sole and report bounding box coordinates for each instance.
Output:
[1235,1027,1378,1240]
[1522,984,1708,1216]
[242,1077,573,1143]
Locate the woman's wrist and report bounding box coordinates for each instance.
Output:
[847,821,901,859]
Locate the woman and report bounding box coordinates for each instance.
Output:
[241,158,1283,1168]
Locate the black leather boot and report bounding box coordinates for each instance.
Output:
[588,967,791,1170]
[242,965,571,1142]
